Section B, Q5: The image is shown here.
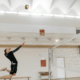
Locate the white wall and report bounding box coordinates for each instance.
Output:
[0,14,80,28]
[0,14,78,33]
[0,47,48,80]
[0,23,76,33]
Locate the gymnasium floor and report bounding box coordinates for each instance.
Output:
[57,78,80,80]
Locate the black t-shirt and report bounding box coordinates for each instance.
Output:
[4,45,22,63]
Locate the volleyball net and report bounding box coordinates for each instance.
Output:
[51,33,80,73]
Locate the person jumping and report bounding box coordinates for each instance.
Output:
[0,42,25,79]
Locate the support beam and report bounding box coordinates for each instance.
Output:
[8,0,11,7]
[51,48,53,65]
[67,0,77,10]
[79,46,80,54]
[29,0,33,11]
[48,48,52,80]
[49,0,55,9]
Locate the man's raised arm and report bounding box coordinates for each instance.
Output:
[12,42,25,53]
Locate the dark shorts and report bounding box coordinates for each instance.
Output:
[10,63,18,75]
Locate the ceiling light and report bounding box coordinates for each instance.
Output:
[54,14,64,17]
[18,12,30,15]
[56,39,59,42]
[31,13,42,16]
[0,11,5,14]
[6,11,17,14]
[75,16,80,19]
[43,14,53,16]
[65,15,74,18]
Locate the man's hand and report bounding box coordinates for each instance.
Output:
[21,42,25,46]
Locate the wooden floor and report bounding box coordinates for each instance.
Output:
[44,78,80,80]
[56,78,80,80]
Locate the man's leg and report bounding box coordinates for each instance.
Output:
[0,72,16,79]
[0,67,11,73]
[0,74,12,79]
[0,67,7,71]
[13,73,16,76]
[5,69,16,76]
[6,69,10,73]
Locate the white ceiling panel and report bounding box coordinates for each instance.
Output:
[0,0,79,15]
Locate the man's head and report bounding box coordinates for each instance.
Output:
[4,48,11,53]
